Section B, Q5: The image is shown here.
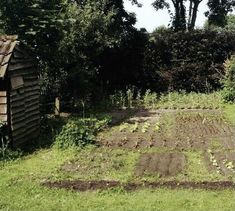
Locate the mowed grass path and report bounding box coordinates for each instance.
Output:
[0,105,235,211]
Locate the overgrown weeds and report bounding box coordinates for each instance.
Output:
[106,87,223,110]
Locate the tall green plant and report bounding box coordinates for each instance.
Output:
[222,56,235,102]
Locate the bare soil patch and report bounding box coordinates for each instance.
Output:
[107,109,137,125]
[135,152,186,177]
[43,180,120,192]
[43,180,235,192]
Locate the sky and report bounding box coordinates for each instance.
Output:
[124,0,208,32]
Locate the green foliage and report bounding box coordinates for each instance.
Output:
[145,29,235,92]
[0,121,22,161]
[206,0,235,27]
[0,121,8,159]
[106,87,223,110]
[0,0,141,102]
[143,89,158,109]
[204,15,235,32]
[225,15,235,31]
[126,87,135,108]
[54,116,111,149]
[154,92,223,109]
[57,0,141,99]
[222,56,235,102]
[109,87,138,109]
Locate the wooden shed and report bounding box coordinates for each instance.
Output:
[0,35,40,146]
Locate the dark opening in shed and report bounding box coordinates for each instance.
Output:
[0,35,40,146]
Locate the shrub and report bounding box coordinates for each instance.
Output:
[0,121,22,161]
[54,117,111,149]
[0,121,9,159]
[222,56,235,103]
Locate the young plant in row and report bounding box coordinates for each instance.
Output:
[154,122,161,132]
[119,123,130,132]
[130,122,139,133]
[207,149,221,174]
[222,159,235,174]
[141,122,151,133]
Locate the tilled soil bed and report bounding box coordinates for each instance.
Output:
[43,180,235,192]
[135,152,186,177]
[98,109,235,150]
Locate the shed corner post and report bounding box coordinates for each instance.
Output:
[55,97,61,116]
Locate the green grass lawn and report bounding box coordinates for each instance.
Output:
[0,149,234,211]
[224,104,235,125]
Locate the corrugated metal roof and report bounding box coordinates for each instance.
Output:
[0,35,18,78]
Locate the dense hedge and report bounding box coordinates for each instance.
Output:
[143,29,235,92]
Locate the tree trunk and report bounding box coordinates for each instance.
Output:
[188,0,193,29]
[188,1,199,30]
[179,0,186,30]
[173,0,186,31]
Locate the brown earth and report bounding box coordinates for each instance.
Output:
[107,109,138,125]
[135,152,186,177]
[43,180,120,192]
[43,180,235,192]
[98,110,235,151]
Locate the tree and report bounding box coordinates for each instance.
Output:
[206,0,235,27]
[59,0,142,97]
[204,14,235,31]
[0,0,141,100]
[225,14,235,30]
[152,0,203,31]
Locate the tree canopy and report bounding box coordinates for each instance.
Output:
[206,0,235,27]
[0,0,235,102]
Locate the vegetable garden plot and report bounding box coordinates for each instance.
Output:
[98,110,235,150]
[44,109,235,192]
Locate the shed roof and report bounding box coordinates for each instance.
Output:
[0,35,18,78]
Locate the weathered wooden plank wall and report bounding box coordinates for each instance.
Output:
[8,46,40,145]
[0,91,7,123]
